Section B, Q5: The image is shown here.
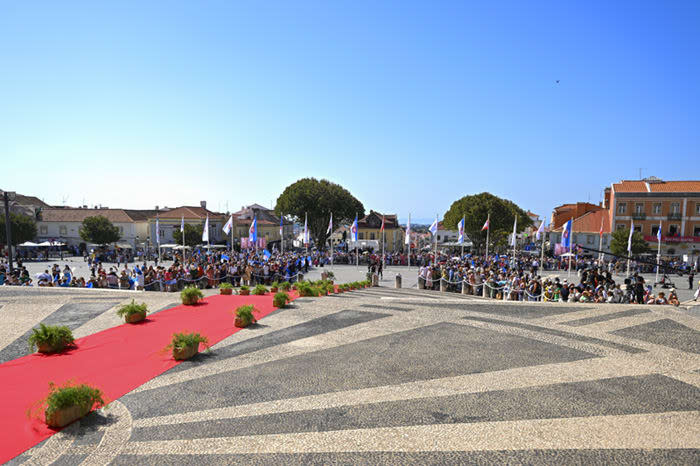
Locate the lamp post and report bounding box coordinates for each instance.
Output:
[3,191,16,273]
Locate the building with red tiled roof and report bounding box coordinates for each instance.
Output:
[550,202,603,230]
[229,204,293,247]
[36,208,141,249]
[609,177,700,257]
[550,209,612,254]
[356,211,404,251]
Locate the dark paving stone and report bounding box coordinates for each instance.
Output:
[561,308,651,327]
[51,454,89,466]
[122,322,596,419]
[131,374,700,441]
[165,310,390,373]
[0,300,120,363]
[109,450,700,465]
[454,303,590,319]
[150,302,180,316]
[359,304,413,312]
[463,316,646,354]
[612,318,700,354]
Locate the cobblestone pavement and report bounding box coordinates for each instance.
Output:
[2,285,699,464]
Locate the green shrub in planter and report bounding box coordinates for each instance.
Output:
[219,282,234,295]
[116,300,148,323]
[252,284,268,295]
[29,324,75,354]
[273,292,290,308]
[279,281,292,291]
[297,282,320,297]
[181,286,204,305]
[239,285,250,295]
[234,304,257,327]
[164,332,209,360]
[29,381,106,428]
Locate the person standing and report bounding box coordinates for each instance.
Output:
[689,272,695,290]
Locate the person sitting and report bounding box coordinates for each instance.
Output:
[655,292,669,305]
[668,289,680,307]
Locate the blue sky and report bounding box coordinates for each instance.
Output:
[1,1,698,224]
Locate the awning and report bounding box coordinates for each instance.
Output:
[18,241,40,247]
[159,244,179,249]
[38,241,65,247]
[115,243,133,249]
[172,245,192,250]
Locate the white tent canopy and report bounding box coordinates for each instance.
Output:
[159,244,179,249]
[18,241,41,247]
[172,245,192,250]
[38,241,65,247]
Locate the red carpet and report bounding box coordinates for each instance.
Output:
[0,292,298,463]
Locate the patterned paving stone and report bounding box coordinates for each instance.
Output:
[562,308,651,327]
[612,318,700,354]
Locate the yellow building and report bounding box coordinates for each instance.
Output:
[357,211,404,252]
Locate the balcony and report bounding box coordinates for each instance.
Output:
[667,213,682,221]
[632,213,646,220]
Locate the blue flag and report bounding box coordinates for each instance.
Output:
[561,220,572,248]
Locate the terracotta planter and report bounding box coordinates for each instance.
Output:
[239,289,250,296]
[125,312,146,324]
[270,287,278,293]
[37,342,67,354]
[220,288,233,295]
[45,403,92,428]
[234,316,256,328]
[173,343,199,360]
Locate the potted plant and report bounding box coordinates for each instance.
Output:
[29,381,106,428]
[239,285,250,296]
[273,291,291,308]
[219,282,234,295]
[270,281,279,293]
[252,284,268,296]
[326,271,335,284]
[116,300,148,323]
[279,281,292,292]
[181,286,204,305]
[234,304,257,328]
[164,332,209,360]
[29,324,75,354]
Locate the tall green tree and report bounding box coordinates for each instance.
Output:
[173,223,204,247]
[275,178,364,247]
[442,192,533,251]
[610,228,651,256]
[0,212,37,245]
[79,215,120,245]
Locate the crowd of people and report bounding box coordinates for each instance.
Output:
[414,252,699,306]
[0,249,331,291]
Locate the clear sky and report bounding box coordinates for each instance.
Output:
[2,1,698,224]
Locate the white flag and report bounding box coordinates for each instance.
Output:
[223,215,233,235]
[627,219,634,253]
[202,215,209,242]
[326,212,333,235]
[155,219,160,244]
[404,214,411,245]
[181,215,185,233]
[429,217,438,236]
[303,213,309,244]
[536,219,545,241]
[511,217,517,247]
[457,217,465,244]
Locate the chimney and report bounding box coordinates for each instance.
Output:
[200,201,207,209]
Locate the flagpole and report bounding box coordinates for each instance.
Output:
[655,221,662,284]
[304,212,308,258]
[182,216,186,265]
[485,213,490,260]
[207,215,210,252]
[460,215,465,258]
[355,212,358,270]
[407,213,411,271]
[540,221,545,272]
[626,219,634,277]
[511,216,517,266]
[281,215,284,255]
[230,216,233,258]
[568,216,573,278]
[433,215,438,266]
[156,208,161,265]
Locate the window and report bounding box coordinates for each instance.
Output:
[634,203,644,214]
[617,203,626,214]
[602,236,607,245]
[59,225,67,235]
[634,225,641,233]
[370,232,375,240]
[616,224,625,231]
[696,203,700,215]
[359,232,364,240]
[653,203,662,214]
[118,226,124,234]
[669,224,679,236]
[671,202,680,214]
[651,225,660,237]
[586,235,594,244]
[40,225,48,235]
[694,226,700,237]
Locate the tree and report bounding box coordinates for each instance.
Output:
[0,212,37,246]
[275,178,364,247]
[79,215,120,245]
[173,223,204,247]
[610,228,651,256]
[442,192,533,252]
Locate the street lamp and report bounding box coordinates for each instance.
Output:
[3,190,17,273]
